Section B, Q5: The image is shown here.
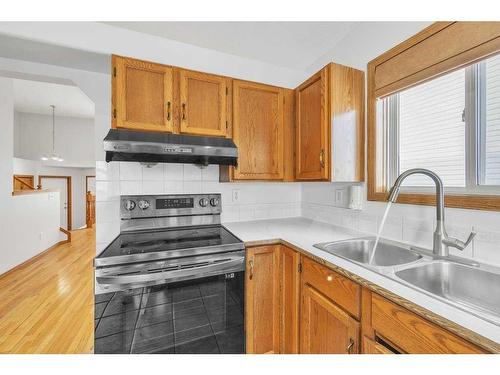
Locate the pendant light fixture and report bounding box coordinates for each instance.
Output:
[41,105,63,162]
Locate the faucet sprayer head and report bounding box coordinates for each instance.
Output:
[388,185,400,203]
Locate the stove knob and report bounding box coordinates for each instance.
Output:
[210,197,220,207]
[138,200,150,210]
[199,198,209,207]
[124,200,136,211]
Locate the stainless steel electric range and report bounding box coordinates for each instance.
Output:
[94,194,245,354]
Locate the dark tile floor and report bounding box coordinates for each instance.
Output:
[94,276,244,354]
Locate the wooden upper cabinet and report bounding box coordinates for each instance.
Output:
[331,63,365,182]
[295,63,365,182]
[295,65,330,180]
[245,245,280,354]
[232,80,284,180]
[300,283,360,354]
[179,69,228,137]
[279,246,300,354]
[112,55,174,132]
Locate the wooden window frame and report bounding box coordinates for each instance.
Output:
[367,22,500,211]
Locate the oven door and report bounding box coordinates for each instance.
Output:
[94,253,245,354]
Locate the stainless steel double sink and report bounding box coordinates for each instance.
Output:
[314,238,500,324]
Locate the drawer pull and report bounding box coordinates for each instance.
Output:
[347,338,355,354]
[249,259,254,280]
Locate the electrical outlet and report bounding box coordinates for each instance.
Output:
[232,189,240,203]
[39,232,43,240]
[335,189,344,204]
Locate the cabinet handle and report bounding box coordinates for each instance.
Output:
[319,149,325,168]
[249,259,254,280]
[166,101,171,121]
[182,103,186,120]
[347,338,355,354]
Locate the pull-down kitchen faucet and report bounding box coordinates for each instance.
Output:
[388,168,476,257]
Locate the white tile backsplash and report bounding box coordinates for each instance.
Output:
[202,165,219,182]
[120,180,142,195]
[142,180,164,195]
[96,163,500,267]
[95,162,302,251]
[96,161,119,181]
[142,164,164,181]
[165,163,184,180]
[120,162,142,181]
[96,181,120,202]
[183,164,203,181]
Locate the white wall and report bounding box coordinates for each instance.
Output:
[301,21,500,267]
[13,158,95,229]
[0,78,61,275]
[14,112,94,168]
[96,161,301,253]
[0,22,303,88]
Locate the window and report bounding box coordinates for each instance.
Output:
[378,53,500,193]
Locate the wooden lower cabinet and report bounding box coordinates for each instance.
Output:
[363,292,487,354]
[245,245,489,354]
[279,245,300,354]
[300,283,360,353]
[245,245,280,354]
[362,336,395,354]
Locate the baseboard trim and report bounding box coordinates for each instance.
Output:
[0,239,69,280]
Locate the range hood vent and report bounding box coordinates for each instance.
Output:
[103,129,238,166]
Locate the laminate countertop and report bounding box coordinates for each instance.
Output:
[224,217,500,350]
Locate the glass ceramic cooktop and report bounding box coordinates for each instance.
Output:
[98,225,242,259]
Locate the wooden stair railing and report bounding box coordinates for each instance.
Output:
[86,192,96,228]
[59,227,72,243]
[13,176,37,190]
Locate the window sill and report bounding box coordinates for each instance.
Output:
[368,190,500,211]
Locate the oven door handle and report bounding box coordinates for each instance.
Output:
[96,257,244,285]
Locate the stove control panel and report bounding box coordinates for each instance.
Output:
[121,194,221,219]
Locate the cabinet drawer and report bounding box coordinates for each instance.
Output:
[301,257,360,318]
[362,336,395,354]
[371,293,487,354]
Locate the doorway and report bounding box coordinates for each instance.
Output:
[85,175,96,228]
[38,175,72,230]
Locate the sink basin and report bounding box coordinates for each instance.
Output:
[396,262,500,318]
[314,238,422,267]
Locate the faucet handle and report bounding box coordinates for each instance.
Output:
[443,231,476,251]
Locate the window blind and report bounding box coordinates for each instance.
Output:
[484,54,500,185]
[398,69,466,187]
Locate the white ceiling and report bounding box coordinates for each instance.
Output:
[13,79,95,119]
[103,22,358,70]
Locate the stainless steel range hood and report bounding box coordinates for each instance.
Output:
[103,129,238,166]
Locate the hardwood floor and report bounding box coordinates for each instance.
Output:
[0,228,95,353]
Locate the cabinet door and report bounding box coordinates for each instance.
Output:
[300,283,359,354]
[113,55,173,132]
[295,66,330,180]
[233,80,284,180]
[245,246,280,354]
[179,70,228,136]
[279,246,300,354]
